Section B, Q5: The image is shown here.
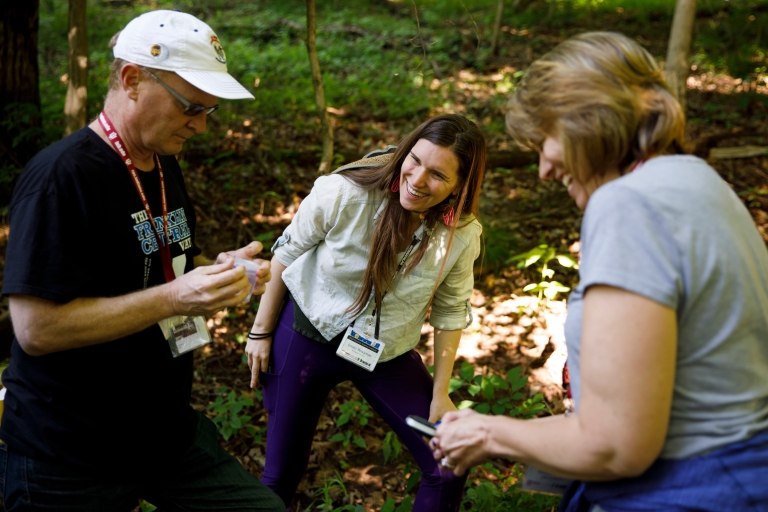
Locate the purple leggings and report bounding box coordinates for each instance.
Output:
[260,300,467,511]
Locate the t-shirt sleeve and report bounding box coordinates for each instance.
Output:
[579,185,682,309]
[3,163,94,303]
[430,221,482,330]
[272,174,345,267]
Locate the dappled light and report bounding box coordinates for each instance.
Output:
[1,0,768,511]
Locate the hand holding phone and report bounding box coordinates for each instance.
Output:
[406,415,437,438]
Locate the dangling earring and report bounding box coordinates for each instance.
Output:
[390,174,400,193]
[442,196,456,226]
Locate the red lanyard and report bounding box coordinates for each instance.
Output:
[98,111,176,283]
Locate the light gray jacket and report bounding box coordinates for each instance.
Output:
[273,173,481,362]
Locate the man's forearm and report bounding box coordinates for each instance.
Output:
[10,286,176,356]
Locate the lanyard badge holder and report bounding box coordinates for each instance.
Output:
[98,111,211,357]
[336,235,420,372]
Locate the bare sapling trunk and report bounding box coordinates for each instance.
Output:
[64,0,88,137]
[305,0,334,174]
[491,0,505,56]
[665,0,697,112]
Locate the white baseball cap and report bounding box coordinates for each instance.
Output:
[113,10,255,100]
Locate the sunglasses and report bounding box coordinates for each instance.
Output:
[142,68,219,116]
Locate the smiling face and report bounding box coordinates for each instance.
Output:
[398,138,461,218]
[538,136,620,210]
[136,71,217,156]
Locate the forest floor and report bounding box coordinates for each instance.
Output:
[2,0,768,511]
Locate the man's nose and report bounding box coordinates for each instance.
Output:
[187,111,208,135]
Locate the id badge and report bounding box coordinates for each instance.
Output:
[336,326,385,372]
[164,316,211,357]
[521,466,570,496]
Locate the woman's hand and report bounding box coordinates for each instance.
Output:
[429,391,458,423]
[432,409,496,476]
[245,336,272,388]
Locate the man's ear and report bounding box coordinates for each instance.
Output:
[120,63,142,101]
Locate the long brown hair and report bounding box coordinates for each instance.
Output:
[341,114,487,316]
[506,31,688,184]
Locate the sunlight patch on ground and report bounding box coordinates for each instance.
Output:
[687,72,768,95]
[420,291,568,404]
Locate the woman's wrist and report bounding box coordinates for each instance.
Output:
[251,316,276,333]
[483,415,515,459]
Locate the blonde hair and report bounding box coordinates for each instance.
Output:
[506,32,688,183]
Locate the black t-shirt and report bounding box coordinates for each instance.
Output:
[1,127,202,472]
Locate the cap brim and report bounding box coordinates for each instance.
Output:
[177,70,255,100]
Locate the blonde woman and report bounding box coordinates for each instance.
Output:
[431,32,768,511]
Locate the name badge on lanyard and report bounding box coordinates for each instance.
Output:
[98,111,211,357]
[336,326,385,372]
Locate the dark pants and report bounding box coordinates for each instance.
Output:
[260,300,467,512]
[0,411,284,512]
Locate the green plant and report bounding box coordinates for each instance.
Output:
[509,244,578,300]
[460,463,561,511]
[330,400,372,449]
[310,471,365,512]
[382,430,402,464]
[451,363,549,419]
[380,462,421,512]
[380,495,415,512]
[207,386,262,441]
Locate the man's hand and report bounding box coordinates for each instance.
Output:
[216,241,272,296]
[167,257,251,317]
[216,241,263,263]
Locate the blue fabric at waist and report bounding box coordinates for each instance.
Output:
[559,428,768,512]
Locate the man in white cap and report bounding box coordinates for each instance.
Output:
[1,10,284,511]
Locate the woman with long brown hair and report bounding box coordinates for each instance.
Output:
[245,114,487,511]
[431,32,768,511]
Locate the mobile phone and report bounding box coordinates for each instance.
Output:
[406,415,437,438]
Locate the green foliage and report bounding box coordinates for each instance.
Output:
[460,463,561,511]
[330,400,372,449]
[207,386,263,441]
[453,362,549,419]
[310,471,365,512]
[139,501,157,512]
[382,430,403,464]
[509,244,578,300]
[380,462,422,511]
[481,223,522,273]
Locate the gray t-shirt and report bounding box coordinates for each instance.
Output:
[564,155,768,459]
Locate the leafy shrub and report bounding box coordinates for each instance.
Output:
[509,244,578,300]
[451,363,549,419]
[207,386,263,441]
[330,400,372,449]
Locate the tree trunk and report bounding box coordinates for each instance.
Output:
[490,0,505,56]
[665,0,697,111]
[0,1,41,205]
[305,0,334,174]
[64,0,88,137]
